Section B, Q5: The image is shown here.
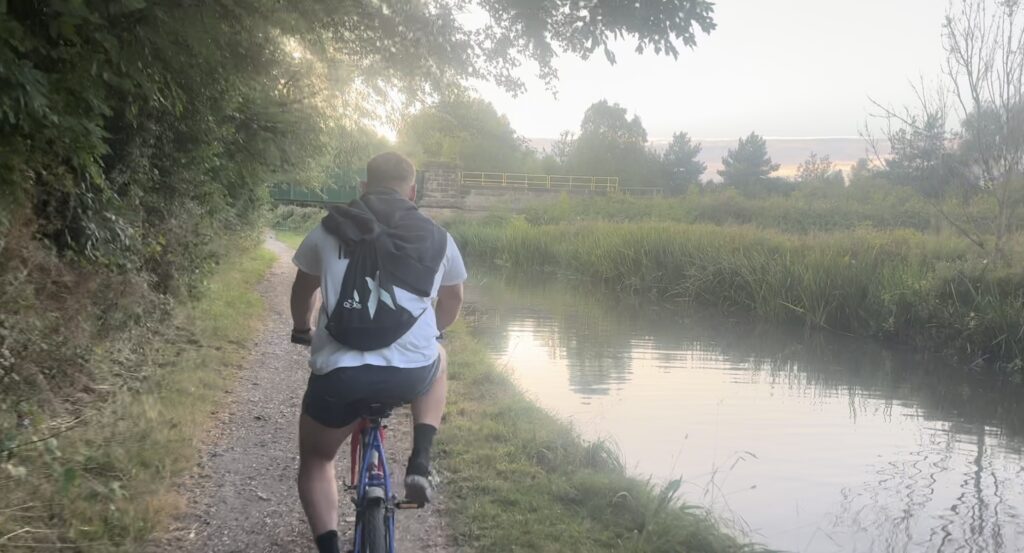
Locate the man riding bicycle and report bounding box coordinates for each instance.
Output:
[288,152,467,553]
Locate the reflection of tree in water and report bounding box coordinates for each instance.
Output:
[829,422,1020,553]
[558,309,633,396]
[469,270,1024,443]
[658,313,1024,444]
[467,273,634,395]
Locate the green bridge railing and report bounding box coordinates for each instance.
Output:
[269,168,364,205]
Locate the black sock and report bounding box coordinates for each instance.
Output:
[314,529,339,553]
[409,423,437,474]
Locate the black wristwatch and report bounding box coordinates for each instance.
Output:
[291,328,312,346]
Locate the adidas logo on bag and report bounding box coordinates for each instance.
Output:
[341,272,395,320]
[343,289,362,310]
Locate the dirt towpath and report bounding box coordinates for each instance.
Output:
[149,238,456,553]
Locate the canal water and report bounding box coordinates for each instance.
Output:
[466,274,1024,553]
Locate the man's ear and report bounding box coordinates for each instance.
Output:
[408,183,417,202]
[359,180,368,194]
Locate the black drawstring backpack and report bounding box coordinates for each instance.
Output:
[320,188,447,351]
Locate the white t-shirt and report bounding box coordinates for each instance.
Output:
[292,223,468,375]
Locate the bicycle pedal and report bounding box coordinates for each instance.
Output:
[395,500,425,509]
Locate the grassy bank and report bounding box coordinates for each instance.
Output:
[449,219,1024,372]
[438,326,758,552]
[0,245,275,550]
[514,187,1016,235]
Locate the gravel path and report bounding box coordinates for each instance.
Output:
[149,237,456,553]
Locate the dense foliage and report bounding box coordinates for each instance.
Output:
[397,96,536,172]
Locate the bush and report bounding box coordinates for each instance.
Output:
[271,205,325,233]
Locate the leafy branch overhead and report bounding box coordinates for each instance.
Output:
[1,0,716,276]
[476,0,716,89]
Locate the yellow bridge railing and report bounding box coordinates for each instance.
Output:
[460,172,619,192]
[620,187,664,197]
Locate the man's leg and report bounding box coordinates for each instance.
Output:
[405,346,448,503]
[298,413,358,552]
[411,345,448,427]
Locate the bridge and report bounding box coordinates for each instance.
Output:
[270,168,662,207]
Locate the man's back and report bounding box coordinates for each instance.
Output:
[292,222,466,373]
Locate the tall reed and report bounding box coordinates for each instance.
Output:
[450,218,1024,372]
[519,187,1013,236]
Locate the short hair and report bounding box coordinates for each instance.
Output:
[366,152,415,190]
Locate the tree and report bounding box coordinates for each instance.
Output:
[662,132,706,193]
[397,96,536,171]
[796,152,845,188]
[848,158,878,185]
[551,131,576,167]
[578,101,649,149]
[566,100,660,186]
[718,132,780,193]
[871,0,1023,260]
[877,104,966,197]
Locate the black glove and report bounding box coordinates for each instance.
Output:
[291,328,312,346]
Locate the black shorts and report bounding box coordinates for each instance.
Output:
[301,358,441,428]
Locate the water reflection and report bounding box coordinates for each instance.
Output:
[466,273,1024,553]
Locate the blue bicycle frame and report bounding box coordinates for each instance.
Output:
[353,419,396,553]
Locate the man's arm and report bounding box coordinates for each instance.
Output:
[435,283,464,332]
[290,269,320,343]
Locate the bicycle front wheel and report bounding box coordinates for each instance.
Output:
[361,498,387,553]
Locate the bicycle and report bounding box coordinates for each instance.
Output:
[346,401,425,553]
[290,329,432,553]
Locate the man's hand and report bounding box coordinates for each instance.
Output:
[291,328,312,346]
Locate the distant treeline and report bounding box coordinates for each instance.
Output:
[396,94,1008,203]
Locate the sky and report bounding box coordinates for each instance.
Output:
[470,0,950,141]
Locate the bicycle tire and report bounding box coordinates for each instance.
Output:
[361,497,387,553]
